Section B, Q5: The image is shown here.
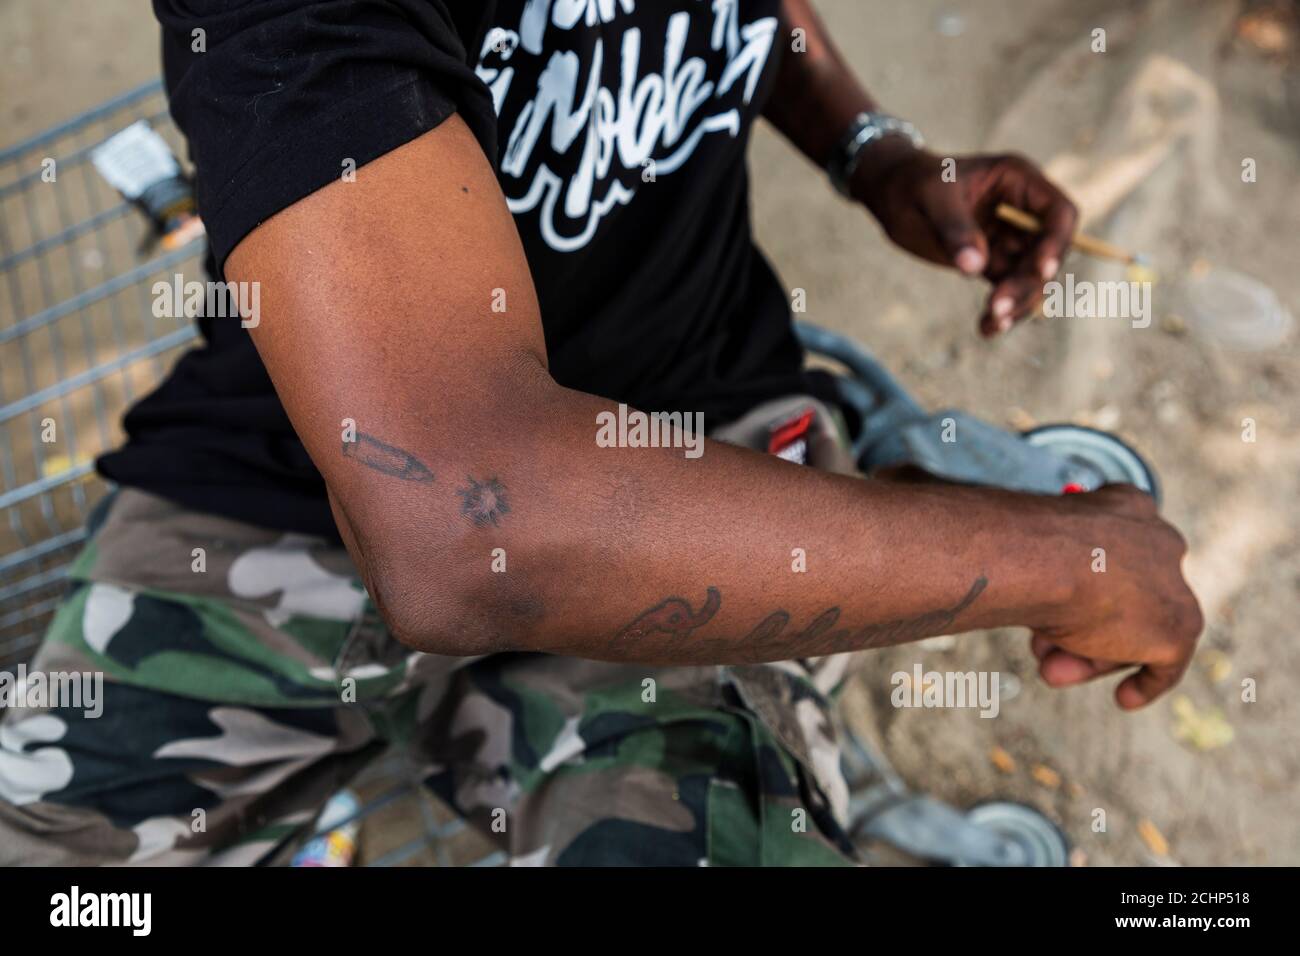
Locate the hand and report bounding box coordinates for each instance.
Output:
[1031,485,1203,710]
[850,142,1078,338]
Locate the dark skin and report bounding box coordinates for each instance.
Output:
[226,2,1201,709]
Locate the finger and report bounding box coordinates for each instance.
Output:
[1038,648,1124,688]
[1029,633,1055,661]
[979,308,1003,338]
[982,230,1031,279]
[921,189,989,276]
[1116,662,1184,710]
[979,265,1046,336]
[993,157,1078,282]
[1024,190,1078,282]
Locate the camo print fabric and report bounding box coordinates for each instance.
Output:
[0,480,858,865]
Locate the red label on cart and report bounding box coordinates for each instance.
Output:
[767,408,815,464]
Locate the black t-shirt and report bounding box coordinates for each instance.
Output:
[99,0,828,536]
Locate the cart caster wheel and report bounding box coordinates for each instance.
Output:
[1022,423,1160,504]
[963,801,1071,867]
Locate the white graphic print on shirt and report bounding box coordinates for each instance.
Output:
[475,0,777,253]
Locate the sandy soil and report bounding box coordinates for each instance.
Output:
[2,0,1296,865]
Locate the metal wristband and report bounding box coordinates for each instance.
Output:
[827,111,924,197]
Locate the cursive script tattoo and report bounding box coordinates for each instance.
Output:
[616,587,722,641]
[732,575,989,659]
[619,576,989,661]
[342,433,435,483]
[457,476,511,527]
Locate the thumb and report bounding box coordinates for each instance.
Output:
[1115,662,1182,710]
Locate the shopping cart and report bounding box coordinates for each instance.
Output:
[0,81,202,669]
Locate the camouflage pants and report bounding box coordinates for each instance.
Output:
[0,399,860,866]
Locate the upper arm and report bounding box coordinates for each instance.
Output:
[153,0,558,646]
[226,111,548,436]
[224,116,553,641]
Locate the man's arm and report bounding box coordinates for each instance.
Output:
[227,115,1200,708]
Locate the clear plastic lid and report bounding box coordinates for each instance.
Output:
[1178,268,1294,351]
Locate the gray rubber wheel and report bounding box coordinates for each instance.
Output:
[1022,423,1160,504]
[964,801,1071,867]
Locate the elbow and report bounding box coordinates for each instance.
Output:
[331,359,560,657]
[364,541,549,658]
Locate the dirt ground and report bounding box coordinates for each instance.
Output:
[2,0,1296,865]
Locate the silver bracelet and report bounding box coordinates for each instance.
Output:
[826,111,924,197]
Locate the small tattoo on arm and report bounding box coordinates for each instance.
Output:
[342,433,435,483]
[457,476,511,527]
[736,575,990,658]
[614,576,988,661]
[616,587,722,641]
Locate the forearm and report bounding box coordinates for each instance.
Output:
[333,368,1083,663]
[763,0,879,167]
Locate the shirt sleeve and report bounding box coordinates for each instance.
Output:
[153,0,498,275]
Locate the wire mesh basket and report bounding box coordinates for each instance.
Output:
[0,80,201,669]
[0,80,500,866]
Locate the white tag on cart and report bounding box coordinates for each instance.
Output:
[90,121,181,200]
